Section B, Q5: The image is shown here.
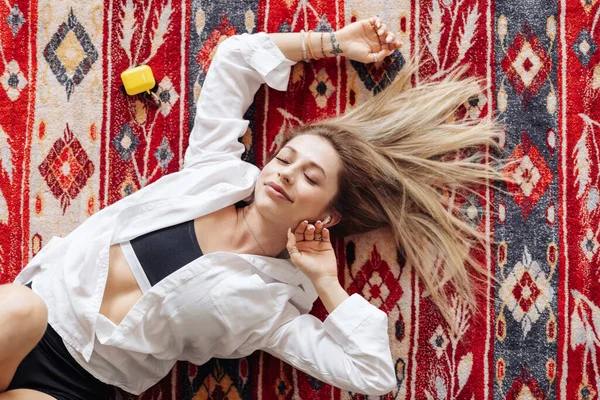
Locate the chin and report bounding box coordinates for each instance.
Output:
[255,184,292,216]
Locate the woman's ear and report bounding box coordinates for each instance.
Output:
[323,211,341,228]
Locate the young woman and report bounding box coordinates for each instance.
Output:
[0,16,513,400]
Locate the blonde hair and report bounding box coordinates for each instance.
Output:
[273,50,519,330]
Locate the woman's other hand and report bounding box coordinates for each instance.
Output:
[336,16,402,64]
[286,220,338,283]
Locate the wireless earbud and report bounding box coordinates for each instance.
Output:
[323,215,332,224]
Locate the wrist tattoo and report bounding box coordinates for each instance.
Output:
[329,32,343,56]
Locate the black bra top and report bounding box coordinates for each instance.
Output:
[130,219,204,287]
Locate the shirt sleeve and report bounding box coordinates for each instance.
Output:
[183,32,297,169]
[259,293,397,396]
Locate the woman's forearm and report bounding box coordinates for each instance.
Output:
[267,31,343,62]
[313,277,350,314]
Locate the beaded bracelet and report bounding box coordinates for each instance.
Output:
[306,30,319,60]
[300,29,308,62]
[320,32,327,59]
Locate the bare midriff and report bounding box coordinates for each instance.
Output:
[99,205,239,326]
[98,244,143,326]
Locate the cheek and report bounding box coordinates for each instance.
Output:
[260,161,276,177]
[257,165,272,183]
[294,184,329,208]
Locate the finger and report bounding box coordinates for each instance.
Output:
[368,19,379,34]
[387,32,403,47]
[370,24,381,51]
[321,228,331,243]
[314,220,324,236]
[374,47,393,62]
[386,34,401,51]
[381,33,395,52]
[294,220,308,241]
[287,228,301,262]
[304,224,315,241]
[314,221,323,241]
[377,24,387,36]
[375,17,382,29]
[287,227,296,248]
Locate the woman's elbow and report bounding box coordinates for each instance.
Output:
[366,367,397,396]
[351,355,397,396]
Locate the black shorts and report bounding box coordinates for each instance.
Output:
[6,281,115,400]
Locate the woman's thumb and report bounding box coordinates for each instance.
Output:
[286,228,301,263]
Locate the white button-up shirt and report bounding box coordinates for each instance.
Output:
[14,32,396,396]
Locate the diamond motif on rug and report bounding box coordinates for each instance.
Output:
[502,131,553,220]
[500,21,552,107]
[0,60,27,101]
[429,325,450,359]
[112,123,140,162]
[346,245,402,312]
[157,76,180,117]
[499,245,554,336]
[309,68,335,108]
[571,28,597,67]
[38,124,95,214]
[154,137,174,172]
[580,228,600,262]
[460,192,485,228]
[6,4,25,37]
[119,174,138,198]
[43,8,98,100]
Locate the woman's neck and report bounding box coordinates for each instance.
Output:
[234,204,289,258]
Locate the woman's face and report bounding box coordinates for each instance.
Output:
[255,134,341,225]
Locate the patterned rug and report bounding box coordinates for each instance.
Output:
[1,0,599,398]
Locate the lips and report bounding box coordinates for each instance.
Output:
[265,181,292,202]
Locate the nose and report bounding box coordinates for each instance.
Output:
[278,168,293,185]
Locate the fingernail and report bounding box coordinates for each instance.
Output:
[303,220,308,223]
[378,28,383,35]
[386,35,392,43]
[376,21,381,28]
[317,220,321,224]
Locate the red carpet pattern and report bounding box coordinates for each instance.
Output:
[1,0,599,399]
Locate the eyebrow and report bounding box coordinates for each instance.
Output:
[282,145,327,179]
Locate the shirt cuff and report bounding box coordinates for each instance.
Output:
[238,32,297,91]
[322,293,385,348]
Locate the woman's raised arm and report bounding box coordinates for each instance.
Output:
[268,17,402,63]
[183,18,401,169]
[183,32,297,168]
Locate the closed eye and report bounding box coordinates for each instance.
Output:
[275,157,317,185]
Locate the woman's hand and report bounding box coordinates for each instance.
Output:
[336,16,402,64]
[286,220,338,283]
